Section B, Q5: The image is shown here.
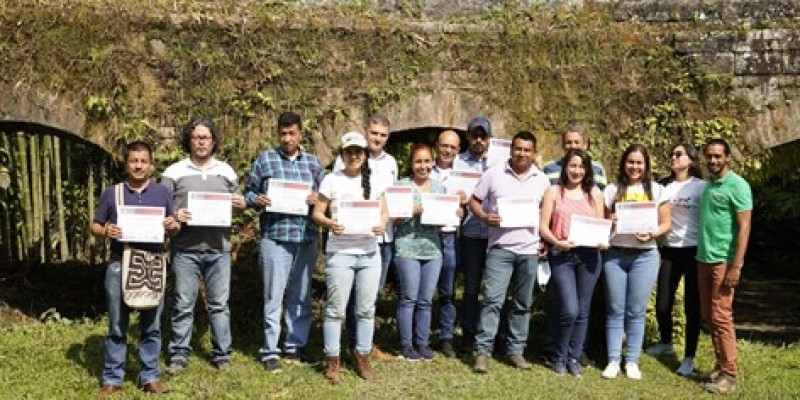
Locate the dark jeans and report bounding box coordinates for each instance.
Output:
[459,236,488,342]
[549,247,602,362]
[656,246,701,358]
[437,232,458,341]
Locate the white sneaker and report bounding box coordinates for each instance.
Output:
[602,361,620,379]
[645,343,675,356]
[676,357,695,376]
[625,362,642,380]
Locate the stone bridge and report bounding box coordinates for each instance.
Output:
[1,0,799,159]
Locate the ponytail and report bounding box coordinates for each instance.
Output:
[361,161,372,200]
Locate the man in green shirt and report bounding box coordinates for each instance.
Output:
[696,138,752,395]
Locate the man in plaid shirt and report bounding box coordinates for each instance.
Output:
[244,111,324,373]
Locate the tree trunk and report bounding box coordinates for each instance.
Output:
[16,132,32,260]
[52,135,69,261]
[42,135,52,264]
[29,134,43,261]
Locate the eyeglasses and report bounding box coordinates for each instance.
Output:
[670,151,685,158]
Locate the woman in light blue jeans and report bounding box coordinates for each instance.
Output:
[313,132,389,383]
[392,143,461,361]
[601,144,671,380]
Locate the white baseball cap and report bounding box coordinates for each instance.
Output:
[341,131,367,149]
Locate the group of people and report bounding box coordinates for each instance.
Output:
[91,111,752,395]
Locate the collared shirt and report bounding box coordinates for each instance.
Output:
[696,171,752,264]
[244,148,324,243]
[472,162,550,255]
[93,180,175,256]
[454,151,490,239]
[161,157,239,252]
[542,156,608,189]
[334,150,398,242]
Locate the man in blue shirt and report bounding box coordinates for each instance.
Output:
[244,111,324,373]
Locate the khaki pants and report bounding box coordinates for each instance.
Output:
[698,262,738,377]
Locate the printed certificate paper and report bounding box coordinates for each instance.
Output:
[265,179,312,216]
[385,186,414,218]
[444,170,482,199]
[497,196,538,228]
[615,201,658,234]
[567,215,612,247]
[117,206,165,243]
[338,200,382,235]
[420,194,461,226]
[487,138,512,167]
[187,192,232,227]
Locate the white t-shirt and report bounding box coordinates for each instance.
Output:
[662,177,707,248]
[319,170,388,255]
[333,150,397,242]
[604,182,668,249]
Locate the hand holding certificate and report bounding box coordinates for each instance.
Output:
[567,215,612,247]
[420,194,461,226]
[265,179,312,216]
[338,200,382,235]
[615,201,658,234]
[187,192,232,227]
[117,206,165,243]
[385,186,414,218]
[487,138,512,167]
[497,196,539,228]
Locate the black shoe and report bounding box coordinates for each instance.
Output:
[284,348,316,366]
[440,340,456,358]
[262,358,281,373]
[578,352,595,368]
[536,353,556,368]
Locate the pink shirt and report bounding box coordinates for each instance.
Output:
[550,187,597,241]
[472,162,550,255]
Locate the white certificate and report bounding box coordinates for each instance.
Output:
[338,200,382,235]
[117,206,165,243]
[497,196,538,228]
[385,186,414,218]
[444,170,482,199]
[615,201,658,234]
[187,192,232,227]
[264,179,312,216]
[487,138,512,167]
[567,215,613,247]
[420,194,461,226]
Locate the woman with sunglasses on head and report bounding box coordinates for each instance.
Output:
[313,132,390,384]
[392,142,463,361]
[601,144,671,380]
[538,149,606,377]
[645,143,706,376]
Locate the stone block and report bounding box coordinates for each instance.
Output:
[735,51,784,75]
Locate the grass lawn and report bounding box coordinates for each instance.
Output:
[1,313,798,399]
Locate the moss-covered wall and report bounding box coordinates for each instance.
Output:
[0,0,776,179]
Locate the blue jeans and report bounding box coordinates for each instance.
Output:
[103,260,162,386]
[258,237,317,360]
[603,247,660,364]
[460,236,488,342]
[475,248,537,356]
[437,233,458,341]
[549,247,601,362]
[168,251,232,364]
[395,257,443,347]
[324,251,381,356]
[346,242,392,345]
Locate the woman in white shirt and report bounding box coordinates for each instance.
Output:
[313,132,389,384]
[645,143,706,376]
[601,144,671,380]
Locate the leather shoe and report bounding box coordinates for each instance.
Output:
[141,381,167,394]
[99,385,121,396]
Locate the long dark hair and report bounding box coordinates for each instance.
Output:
[558,149,595,204]
[339,146,372,200]
[664,142,704,184]
[406,142,434,177]
[615,144,654,203]
[180,117,219,154]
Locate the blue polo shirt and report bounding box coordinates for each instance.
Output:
[93,181,175,256]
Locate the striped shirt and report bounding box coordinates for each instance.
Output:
[244,148,324,243]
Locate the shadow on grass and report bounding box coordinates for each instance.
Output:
[65,334,105,383]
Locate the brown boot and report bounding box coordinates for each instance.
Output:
[353,351,375,380]
[371,344,392,362]
[324,356,342,384]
